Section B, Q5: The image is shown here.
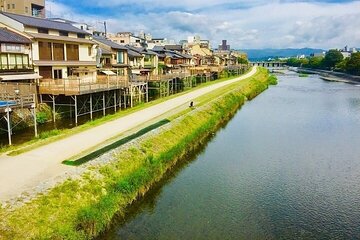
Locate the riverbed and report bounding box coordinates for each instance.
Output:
[101,71,360,239]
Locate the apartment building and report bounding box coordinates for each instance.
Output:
[0,0,45,18]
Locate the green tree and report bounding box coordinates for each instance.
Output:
[323,50,344,70]
[335,58,348,72]
[286,57,309,67]
[237,57,248,64]
[345,52,360,76]
[308,56,324,69]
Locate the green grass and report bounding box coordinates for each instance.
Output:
[1,69,251,156]
[0,68,273,240]
[63,119,171,166]
[299,73,309,77]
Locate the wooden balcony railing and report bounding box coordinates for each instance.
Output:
[0,82,36,108]
[39,75,129,96]
[133,73,192,82]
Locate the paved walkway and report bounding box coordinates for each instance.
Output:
[0,67,257,202]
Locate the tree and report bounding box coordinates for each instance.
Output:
[237,57,248,64]
[323,50,344,70]
[308,56,324,69]
[345,52,360,76]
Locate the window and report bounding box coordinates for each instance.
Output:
[66,44,79,61]
[12,4,15,9]
[38,28,49,34]
[77,33,86,39]
[39,66,52,79]
[4,44,22,53]
[25,7,28,13]
[120,40,125,43]
[53,69,62,79]
[38,41,52,60]
[0,54,8,70]
[53,43,64,60]
[136,40,140,43]
[117,51,124,64]
[88,46,92,56]
[8,54,16,69]
[7,4,10,9]
[59,31,68,36]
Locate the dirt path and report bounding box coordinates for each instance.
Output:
[0,67,257,203]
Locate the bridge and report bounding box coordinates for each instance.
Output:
[250,61,286,68]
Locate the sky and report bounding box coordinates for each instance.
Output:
[46,0,360,49]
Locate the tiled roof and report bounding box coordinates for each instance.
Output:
[0,28,31,44]
[152,45,166,52]
[93,36,128,50]
[127,49,143,58]
[164,45,183,51]
[100,47,113,55]
[1,12,89,34]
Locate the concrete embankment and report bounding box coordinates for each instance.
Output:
[297,68,360,84]
[0,68,276,240]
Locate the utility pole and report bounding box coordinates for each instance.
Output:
[104,21,107,37]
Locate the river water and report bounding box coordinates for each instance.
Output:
[101,72,360,239]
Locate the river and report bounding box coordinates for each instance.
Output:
[101,71,360,239]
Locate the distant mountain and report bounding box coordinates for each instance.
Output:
[240,48,326,61]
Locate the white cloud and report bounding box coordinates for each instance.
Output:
[49,1,360,49]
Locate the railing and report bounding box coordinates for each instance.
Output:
[133,73,192,82]
[39,75,129,96]
[0,82,36,108]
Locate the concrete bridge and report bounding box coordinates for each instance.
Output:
[250,61,286,68]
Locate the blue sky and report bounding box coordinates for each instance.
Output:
[47,0,360,49]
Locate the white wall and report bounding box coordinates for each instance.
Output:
[79,44,95,61]
[32,41,39,61]
[0,14,24,32]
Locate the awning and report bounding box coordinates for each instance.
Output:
[0,73,42,81]
[101,70,116,76]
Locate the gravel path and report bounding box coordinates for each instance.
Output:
[0,67,257,204]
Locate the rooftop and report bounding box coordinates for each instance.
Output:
[0,28,31,44]
[93,36,128,50]
[1,12,89,35]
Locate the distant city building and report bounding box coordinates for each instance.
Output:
[311,52,326,57]
[218,40,230,51]
[0,0,45,18]
[340,45,358,58]
[108,32,146,47]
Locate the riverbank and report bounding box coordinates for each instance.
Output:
[297,68,360,84]
[0,68,275,239]
[0,70,250,156]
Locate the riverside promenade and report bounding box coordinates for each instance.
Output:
[0,67,257,203]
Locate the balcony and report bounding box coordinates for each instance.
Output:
[0,82,36,111]
[39,75,129,96]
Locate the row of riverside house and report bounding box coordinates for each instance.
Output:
[0,9,248,145]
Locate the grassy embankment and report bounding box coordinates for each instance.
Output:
[0,69,250,156]
[0,68,277,240]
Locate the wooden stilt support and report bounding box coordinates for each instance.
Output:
[103,92,106,116]
[6,107,11,146]
[32,94,38,138]
[74,95,78,125]
[130,86,133,108]
[114,91,117,112]
[52,95,56,123]
[90,93,93,120]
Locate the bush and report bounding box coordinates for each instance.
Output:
[36,111,48,124]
